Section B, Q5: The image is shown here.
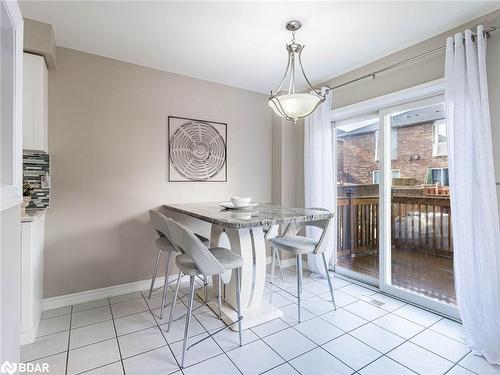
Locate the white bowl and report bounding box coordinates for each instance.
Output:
[231,196,251,207]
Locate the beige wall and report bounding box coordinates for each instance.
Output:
[23,18,56,69]
[275,9,500,209]
[46,47,272,298]
[271,117,304,208]
[0,206,21,364]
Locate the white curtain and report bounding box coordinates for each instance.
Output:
[304,88,334,277]
[445,25,500,365]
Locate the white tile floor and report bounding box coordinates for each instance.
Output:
[21,266,500,375]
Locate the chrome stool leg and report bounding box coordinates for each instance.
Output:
[235,267,243,346]
[270,246,276,302]
[217,274,222,319]
[275,249,286,285]
[298,255,303,294]
[167,269,182,332]
[204,276,208,302]
[148,248,162,299]
[159,251,172,320]
[322,253,337,310]
[296,255,302,323]
[181,275,196,368]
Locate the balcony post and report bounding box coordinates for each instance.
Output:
[347,187,355,255]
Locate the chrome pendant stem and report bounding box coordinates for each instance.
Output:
[268,20,326,123]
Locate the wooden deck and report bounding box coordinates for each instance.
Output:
[337,248,456,304]
[336,191,455,305]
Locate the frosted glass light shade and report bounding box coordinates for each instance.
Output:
[268,93,322,121]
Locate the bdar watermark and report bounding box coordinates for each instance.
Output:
[1,361,50,374]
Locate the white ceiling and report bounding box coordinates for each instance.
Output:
[19,1,500,94]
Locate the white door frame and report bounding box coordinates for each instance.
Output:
[0,0,23,211]
[331,79,459,319]
[379,95,459,319]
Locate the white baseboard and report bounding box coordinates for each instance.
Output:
[43,259,304,311]
[19,328,36,346]
[42,275,177,311]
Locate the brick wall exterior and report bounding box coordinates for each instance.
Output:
[337,122,448,185]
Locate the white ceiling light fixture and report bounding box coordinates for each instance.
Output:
[269,20,326,124]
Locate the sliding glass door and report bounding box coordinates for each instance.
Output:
[334,113,380,285]
[334,94,458,318]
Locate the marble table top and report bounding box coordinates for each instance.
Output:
[163,202,333,229]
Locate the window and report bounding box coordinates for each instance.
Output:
[373,170,400,184]
[375,128,397,161]
[427,168,449,186]
[432,119,447,156]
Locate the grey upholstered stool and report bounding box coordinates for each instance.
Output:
[165,217,244,368]
[268,213,336,323]
[148,210,209,320]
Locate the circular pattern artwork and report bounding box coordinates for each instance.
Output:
[169,120,226,181]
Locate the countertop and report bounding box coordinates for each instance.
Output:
[21,208,47,223]
[163,202,333,229]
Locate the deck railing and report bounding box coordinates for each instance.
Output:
[337,193,452,258]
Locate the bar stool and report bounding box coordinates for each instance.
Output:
[264,224,286,286]
[148,210,209,319]
[269,214,336,322]
[165,217,244,368]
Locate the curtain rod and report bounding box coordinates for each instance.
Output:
[326,25,499,92]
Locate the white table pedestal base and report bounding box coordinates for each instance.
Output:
[200,224,283,330]
[198,288,282,331]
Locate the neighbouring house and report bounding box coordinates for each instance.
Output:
[337,103,449,187]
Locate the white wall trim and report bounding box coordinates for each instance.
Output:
[330,78,444,122]
[0,186,22,211]
[43,275,178,311]
[43,259,300,311]
[1,1,23,213]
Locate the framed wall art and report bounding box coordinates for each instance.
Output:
[168,116,227,182]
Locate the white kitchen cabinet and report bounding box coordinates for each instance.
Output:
[20,212,45,345]
[23,52,48,152]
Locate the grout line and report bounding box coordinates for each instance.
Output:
[357,355,418,374]
[270,278,441,374]
[249,319,291,339]
[260,278,360,374]
[140,285,183,371]
[193,313,244,375]
[311,296,469,374]
[258,336,298,373]
[74,360,123,375]
[426,319,468,346]
[23,350,69,364]
[452,364,480,375]
[64,305,73,375]
[40,271,475,375]
[108,297,127,375]
[118,343,169,362]
[71,302,111,314]
[260,362,293,374]
[35,328,72,340]
[70,318,114,332]
[281,346,323,374]
[66,336,117,353]
[40,311,72,321]
[182,291,245,374]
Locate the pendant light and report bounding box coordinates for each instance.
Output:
[268,20,325,124]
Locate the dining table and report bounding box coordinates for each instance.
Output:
[163,202,334,330]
